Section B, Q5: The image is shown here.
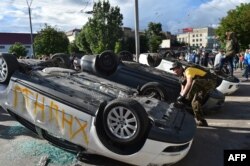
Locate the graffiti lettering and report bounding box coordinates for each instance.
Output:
[13,85,89,145]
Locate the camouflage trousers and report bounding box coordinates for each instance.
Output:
[185,78,217,121]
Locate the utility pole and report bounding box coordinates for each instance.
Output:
[26,0,35,58]
[134,0,140,62]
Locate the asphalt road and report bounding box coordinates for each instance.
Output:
[0,69,250,166]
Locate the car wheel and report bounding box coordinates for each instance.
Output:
[147,54,162,67]
[51,53,71,68]
[95,50,118,75]
[140,82,168,101]
[0,54,19,84]
[118,51,133,62]
[103,98,149,146]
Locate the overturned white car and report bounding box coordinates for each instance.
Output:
[0,53,196,166]
[139,53,240,95]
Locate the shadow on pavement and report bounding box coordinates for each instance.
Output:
[77,153,134,166]
[0,107,41,140]
[0,107,16,122]
[205,101,250,120]
[174,126,250,166]
[0,123,40,140]
[228,84,250,97]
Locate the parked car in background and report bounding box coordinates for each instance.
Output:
[79,50,225,112]
[0,53,196,166]
[139,53,240,95]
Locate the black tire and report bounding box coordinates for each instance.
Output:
[140,82,168,101]
[51,53,71,68]
[0,53,19,84]
[95,50,118,75]
[147,54,162,67]
[103,98,149,146]
[118,51,133,62]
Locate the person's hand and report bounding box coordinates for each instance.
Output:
[177,95,185,103]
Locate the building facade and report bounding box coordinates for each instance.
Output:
[0,33,34,56]
[66,28,81,43]
[177,27,217,49]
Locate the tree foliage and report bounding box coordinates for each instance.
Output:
[145,22,165,52]
[34,24,69,57]
[216,3,250,49]
[68,40,83,54]
[8,42,27,57]
[77,0,123,54]
[75,26,92,54]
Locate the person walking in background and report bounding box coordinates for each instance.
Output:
[214,49,224,69]
[219,32,240,76]
[233,53,239,70]
[239,53,244,70]
[243,49,250,81]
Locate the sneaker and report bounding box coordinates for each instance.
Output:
[197,119,208,126]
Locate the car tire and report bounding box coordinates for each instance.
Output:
[140,82,168,101]
[95,50,118,75]
[103,98,149,146]
[118,51,133,62]
[0,54,19,84]
[147,54,162,67]
[51,53,71,68]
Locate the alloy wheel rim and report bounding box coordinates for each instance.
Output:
[0,57,8,82]
[107,106,137,139]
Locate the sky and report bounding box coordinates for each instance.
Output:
[0,0,249,34]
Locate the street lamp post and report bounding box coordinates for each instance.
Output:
[134,0,140,62]
[26,0,35,58]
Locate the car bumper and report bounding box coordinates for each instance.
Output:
[89,123,193,166]
[202,89,225,111]
[148,140,193,165]
[216,80,240,95]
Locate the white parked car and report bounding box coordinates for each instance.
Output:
[139,53,240,95]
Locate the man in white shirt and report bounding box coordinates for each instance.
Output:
[214,49,224,68]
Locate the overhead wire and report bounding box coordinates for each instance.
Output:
[80,0,92,13]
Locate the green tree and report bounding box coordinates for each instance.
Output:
[121,35,148,54]
[139,35,149,53]
[8,42,27,58]
[75,26,92,54]
[114,41,122,53]
[68,40,83,54]
[34,24,69,57]
[79,0,123,54]
[145,22,164,52]
[216,3,250,49]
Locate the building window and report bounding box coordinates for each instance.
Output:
[200,34,202,37]
[193,39,195,42]
[25,46,31,48]
[193,35,195,37]
[196,34,198,37]
[0,46,5,49]
[200,39,202,41]
[193,44,195,46]
[200,43,202,46]
[196,39,199,42]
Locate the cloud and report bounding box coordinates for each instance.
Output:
[0,0,249,34]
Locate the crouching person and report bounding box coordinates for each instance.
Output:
[170,61,217,126]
